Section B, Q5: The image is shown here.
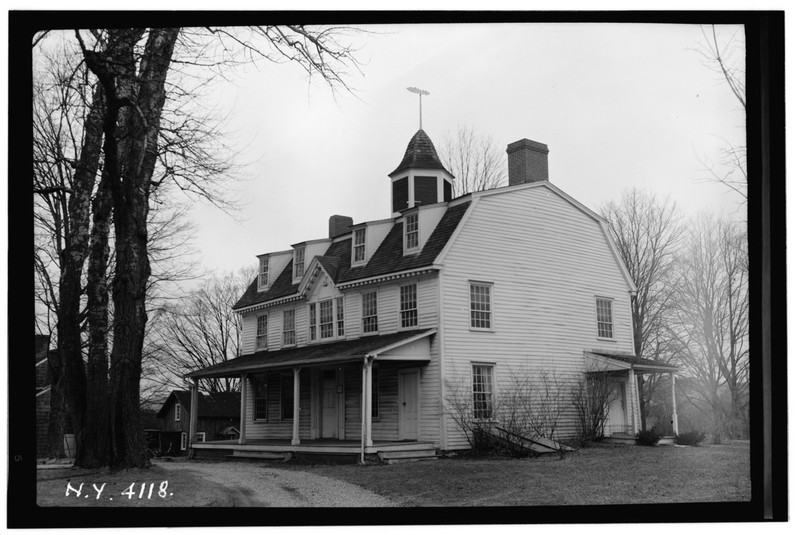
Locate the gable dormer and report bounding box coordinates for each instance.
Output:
[389,129,454,216]
[256,250,292,292]
[291,238,331,284]
[401,202,449,256]
[350,218,394,267]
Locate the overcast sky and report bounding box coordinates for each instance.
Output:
[186,23,745,276]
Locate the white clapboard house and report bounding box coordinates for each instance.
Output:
[186,130,679,462]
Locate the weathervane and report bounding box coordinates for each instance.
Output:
[407,87,430,130]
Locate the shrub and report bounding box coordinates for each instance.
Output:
[636,427,662,446]
[676,430,706,446]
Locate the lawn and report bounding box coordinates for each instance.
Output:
[35,441,751,508]
[288,441,752,507]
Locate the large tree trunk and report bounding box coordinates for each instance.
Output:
[84,27,180,469]
[79,159,113,468]
[46,348,66,458]
[57,82,106,463]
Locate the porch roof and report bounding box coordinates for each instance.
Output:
[186,329,436,379]
[585,350,680,373]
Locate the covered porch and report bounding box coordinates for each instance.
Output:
[185,329,438,462]
[585,351,681,443]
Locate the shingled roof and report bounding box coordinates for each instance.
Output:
[157,390,241,419]
[187,329,434,379]
[233,201,470,311]
[389,129,451,176]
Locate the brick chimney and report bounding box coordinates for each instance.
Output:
[328,215,353,238]
[506,139,549,185]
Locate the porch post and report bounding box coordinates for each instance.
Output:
[360,360,367,464]
[292,367,301,446]
[188,378,199,457]
[365,357,374,447]
[628,369,638,435]
[239,373,247,445]
[671,373,679,436]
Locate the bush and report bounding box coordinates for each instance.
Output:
[636,427,662,446]
[676,430,706,446]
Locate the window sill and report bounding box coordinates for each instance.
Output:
[469,327,494,333]
[596,337,617,342]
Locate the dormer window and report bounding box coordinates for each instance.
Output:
[258,257,269,289]
[353,228,366,265]
[294,246,305,279]
[405,213,419,252]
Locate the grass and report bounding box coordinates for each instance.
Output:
[36,461,258,507]
[284,441,752,506]
[35,441,750,508]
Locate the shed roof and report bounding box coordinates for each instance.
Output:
[187,329,434,379]
[585,350,680,373]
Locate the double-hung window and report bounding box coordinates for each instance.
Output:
[282,309,296,346]
[256,313,269,350]
[336,297,345,337]
[254,376,268,421]
[362,291,378,333]
[470,282,493,330]
[472,364,494,419]
[258,257,269,289]
[319,300,334,339]
[309,304,317,341]
[400,284,418,328]
[405,213,419,252]
[353,228,366,264]
[596,297,614,339]
[294,246,305,279]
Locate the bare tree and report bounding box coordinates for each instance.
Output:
[34,25,364,468]
[668,214,749,442]
[147,269,255,396]
[571,370,621,445]
[695,25,747,200]
[600,189,683,430]
[440,124,507,197]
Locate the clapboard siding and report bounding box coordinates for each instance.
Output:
[239,276,438,354]
[440,187,635,449]
[244,370,313,440]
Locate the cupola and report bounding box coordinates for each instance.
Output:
[388,129,454,215]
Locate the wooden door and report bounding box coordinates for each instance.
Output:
[398,369,419,441]
[321,370,338,439]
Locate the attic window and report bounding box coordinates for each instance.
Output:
[175,403,181,422]
[294,246,305,279]
[405,213,419,252]
[258,257,269,289]
[353,228,366,265]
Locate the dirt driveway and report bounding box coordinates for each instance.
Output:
[154,459,396,507]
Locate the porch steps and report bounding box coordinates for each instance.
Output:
[226,450,292,461]
[377,446,438,464]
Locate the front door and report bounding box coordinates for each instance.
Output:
[321,370,338,439]
[398,369,419,441]
[606,381,627,435]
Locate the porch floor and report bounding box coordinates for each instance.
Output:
[192,438,435,455]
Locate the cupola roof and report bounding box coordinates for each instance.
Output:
[389,129,450,176]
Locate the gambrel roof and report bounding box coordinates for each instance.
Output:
[232,201,470,311]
